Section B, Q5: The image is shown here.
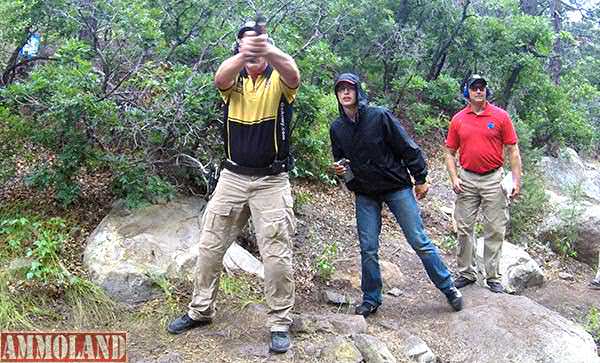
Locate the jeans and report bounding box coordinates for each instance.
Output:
[355,188,453,306]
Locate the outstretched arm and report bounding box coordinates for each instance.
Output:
[214,53,246,90]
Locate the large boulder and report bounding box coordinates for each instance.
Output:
[537,193,600,268]
[536,147,600,267]
[475,238,544,293]
[441,288,599,363]
[84,197,264,303]
[540,147,600,203]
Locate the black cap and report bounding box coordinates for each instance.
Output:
[467,74,487,88]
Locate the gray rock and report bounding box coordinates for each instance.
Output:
[156,352,184,363]
[540,148,600,204]
[319,336,363,363]
[380,260,404,289]
[443,289,599,363]
[402,335,436,363]
[322,290,355,305]
[8,257,33,273]
[84,197,206,303]
[291,313,367,336]
[558,271,574,280]
[538,200,600,268]
[222,241,264,279]
[475,239,544,293]
[537,148,600,268]
[386,288,403,297]
[352,334,397,363]
[331,259,404,290]
[84,197,266,303]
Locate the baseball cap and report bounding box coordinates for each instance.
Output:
[335,79,356,90]
[467,75,487,89]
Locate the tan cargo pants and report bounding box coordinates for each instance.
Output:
[188,168,296,332]
[454,168,509,283]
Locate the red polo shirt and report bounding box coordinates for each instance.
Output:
[446,102,517,174]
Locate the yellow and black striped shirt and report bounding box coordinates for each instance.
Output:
[219,66,297,168]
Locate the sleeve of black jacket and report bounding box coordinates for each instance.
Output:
[382,109,428,185]
[329,126,345,162]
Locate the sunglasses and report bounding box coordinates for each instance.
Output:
[336,84,354,92]
[469,85,486,92]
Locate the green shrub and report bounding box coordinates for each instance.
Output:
[586,307,600,346]
[293,84,338,182]
[315,241,338,281]
[0,215,69,284]
[508,171,549,241]
[111,157,175,209]
[293,191,313,213]
[554,183,584,258]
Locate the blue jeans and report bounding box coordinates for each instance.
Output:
[355,188,453,306]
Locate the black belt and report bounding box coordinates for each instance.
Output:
[223,158,290,176]
[464,167,499,176]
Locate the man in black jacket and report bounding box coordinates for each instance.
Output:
[330,73,463,316]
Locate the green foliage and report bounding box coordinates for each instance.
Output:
[554,183,584,258]
[439,235,458,251]
[111,157,175,209]
[315,241,338,281]
[585,307,600,346]
[64,276,117,327]
[293,191,313,214]
[0,0,598,207]
[293,84,338,182]
[508,171,549,241]
[219,273,264,308]
[0,107,25,184]
[0,271,36,330]
[0,215,69,284]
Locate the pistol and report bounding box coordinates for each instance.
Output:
[254,12,266,35]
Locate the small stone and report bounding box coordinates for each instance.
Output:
[322,290,355,305]
[548,260,561,269]
[387,288,403,297]
[440,206,454,215]
[558,271,574,280]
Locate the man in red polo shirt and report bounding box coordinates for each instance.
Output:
[445,75,522,293]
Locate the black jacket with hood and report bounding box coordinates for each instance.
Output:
[329,73,428,195]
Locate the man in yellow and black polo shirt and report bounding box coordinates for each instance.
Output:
[168,20,300,354]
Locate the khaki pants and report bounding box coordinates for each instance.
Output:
[454,168,508,283]
[188,168,296,332]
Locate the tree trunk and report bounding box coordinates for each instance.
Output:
[520,0,538,15]
[426,0,471,81]
[78,0,97,48]
[498,64,523,109]
[549,0,562,85]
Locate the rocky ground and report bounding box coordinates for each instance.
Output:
[2,146,599,362]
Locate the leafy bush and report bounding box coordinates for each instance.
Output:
[0,216,68,283]
[586,307,600,347]
[315,241,338,281]
[292,84,338,182]
[2,40,117,206]
[293,190,313,214]
[554,184,584,258]
[111,157,176,209]
[508,171,549,241]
